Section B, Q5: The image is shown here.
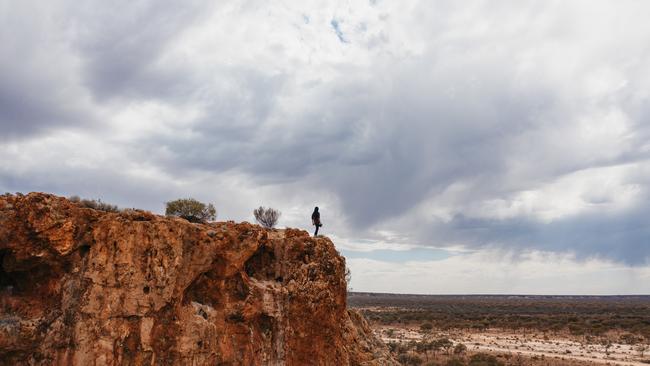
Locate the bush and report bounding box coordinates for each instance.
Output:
[436,338,454,355]
[253,206,281,228]
[69,196,119,213]
[165,198,216,223]
[420,322,433,333]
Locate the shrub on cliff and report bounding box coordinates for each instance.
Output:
[165,198,216,223]
[69,195,120,213]
[253,206,281,228]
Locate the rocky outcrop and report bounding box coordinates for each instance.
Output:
[0,193,395,366]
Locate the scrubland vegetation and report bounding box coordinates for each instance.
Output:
[349,293,650,366]
[69,195,120,213]
[351,293,650,339]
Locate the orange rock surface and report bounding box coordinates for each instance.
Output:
[0,193,395,365]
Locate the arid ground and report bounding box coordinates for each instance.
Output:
[349,293,650,366]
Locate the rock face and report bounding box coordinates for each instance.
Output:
[0,193,395,366]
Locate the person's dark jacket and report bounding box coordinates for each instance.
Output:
[311,209,321,226]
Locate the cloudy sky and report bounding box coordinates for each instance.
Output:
[2,0,649,294]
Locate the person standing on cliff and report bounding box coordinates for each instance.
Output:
[311,207,322,237]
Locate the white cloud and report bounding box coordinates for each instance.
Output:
[458,163,643,223]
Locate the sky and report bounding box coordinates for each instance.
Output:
[1,0,649,295]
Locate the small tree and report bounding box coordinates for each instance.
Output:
[253,206,281,228]
[165,198,216,223]
[415,341,435,362]
[602,339,612,357]
[437,338,454,355]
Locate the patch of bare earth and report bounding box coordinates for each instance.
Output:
[376,325,650,366]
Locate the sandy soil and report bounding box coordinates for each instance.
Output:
[376,326,650,366]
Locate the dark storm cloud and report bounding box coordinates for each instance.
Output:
[423,200,650,265]
[0,82,84,140]
[132,68,293,179]
[0,165,179,213]
[0,2,93,139]
[70,0,209,101]
[0,0,208,141]
[148,53,562,225]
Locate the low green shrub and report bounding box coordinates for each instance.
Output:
[165,198,216,223]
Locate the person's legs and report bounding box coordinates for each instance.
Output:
[314,225,319,237]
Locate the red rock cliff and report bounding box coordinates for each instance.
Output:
[0,193,395,365]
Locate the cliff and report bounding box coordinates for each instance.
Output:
[0,193,395,366]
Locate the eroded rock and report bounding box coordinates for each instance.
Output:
[0,193,395,366]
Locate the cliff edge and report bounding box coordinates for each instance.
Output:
[0,193,395,365]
